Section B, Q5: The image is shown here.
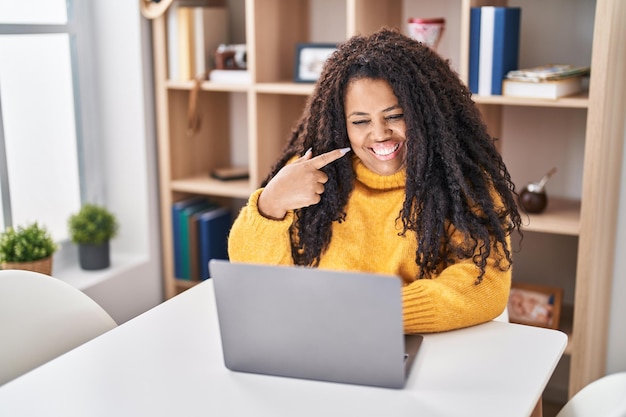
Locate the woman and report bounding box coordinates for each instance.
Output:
[228,28,522,333]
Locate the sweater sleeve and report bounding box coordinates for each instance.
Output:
[401,235,512,334]
[227,188,296,265]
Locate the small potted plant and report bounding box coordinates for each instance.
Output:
[0,222,57,275]
[68,204,119,271]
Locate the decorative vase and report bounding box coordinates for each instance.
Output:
[78,241,110,271]
[518,168,557,214]
[407,17,446,51]
[0,256,53,276]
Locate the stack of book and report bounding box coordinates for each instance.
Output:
[171,197,232,281]
[502,64,591,99]
[166,0,228,81]
[469,6,521,96]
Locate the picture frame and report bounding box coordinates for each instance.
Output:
[507,282,563,329]
[293,43,337,83]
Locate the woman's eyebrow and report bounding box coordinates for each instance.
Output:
[346,104,401,118]
[346,110,369,118]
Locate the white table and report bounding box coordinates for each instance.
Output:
[0,279,567,417]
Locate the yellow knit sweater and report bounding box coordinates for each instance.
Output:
[228,158,511,333]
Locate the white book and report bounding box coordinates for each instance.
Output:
[478,6,495,96]
[166,3,180,80]
[506,64,590,82]
[209,69,251,84]
[165,5,196,81]
[502,76,583,99]
[193,8,207,76]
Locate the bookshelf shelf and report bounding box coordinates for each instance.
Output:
[522,198,580,236]
[171,176,253,199]
[148,0,625,401]
[166,80,251,92]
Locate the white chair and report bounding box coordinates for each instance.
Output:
[555,372,626,417]
[0,269,117,385]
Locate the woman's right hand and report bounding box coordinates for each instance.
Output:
[257,147,351,219]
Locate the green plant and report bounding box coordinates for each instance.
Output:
[0,222,57,263]
[68,204,119,245]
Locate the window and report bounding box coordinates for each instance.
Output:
[0,0,95,243]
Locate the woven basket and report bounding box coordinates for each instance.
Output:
[0,256,53,276]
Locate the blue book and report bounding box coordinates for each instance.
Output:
[468,7,481,94]
[476,7,521,96]
[179,200,214,280]
[490,7,521,95]
[189,204,218,280]
[171,197,206,279]
[198,206,232,280]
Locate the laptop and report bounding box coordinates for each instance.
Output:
[208,259,423,389]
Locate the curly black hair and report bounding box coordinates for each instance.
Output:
[263,28,522,283]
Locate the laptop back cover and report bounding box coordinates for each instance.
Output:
[209,260,409,388]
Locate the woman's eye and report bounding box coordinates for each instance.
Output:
[387,114,404,121]
[352,120,369,125]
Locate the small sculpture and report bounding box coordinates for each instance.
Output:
[519,168,557,214]
[215,44,247,70]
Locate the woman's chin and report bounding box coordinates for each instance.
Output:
[365,161,405,176]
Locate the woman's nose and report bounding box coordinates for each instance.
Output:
[371,122,390,140]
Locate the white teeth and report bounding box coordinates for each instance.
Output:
[372,143,399,156]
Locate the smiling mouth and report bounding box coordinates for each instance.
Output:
[371,142,401,157]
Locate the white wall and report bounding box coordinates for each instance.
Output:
[72,0,163,324]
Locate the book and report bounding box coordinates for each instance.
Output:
[168,3,228,81]
[192,7,207,77]
[177,6,196,81]
[468,7,482,93]
[490,7,521,95]
[189,204,218,280]
[189,204,219,281]
[171,197,207,279]
[506,64,591,82]
[166,4,195,81]
[472,7,521,96]
[209,69,251,84]
[477,6,495,96]
[166,2,180,80]
[503,76,584,99]
[198,206,231,280]
[188,209,202,280]
[210,166,249,181]
[179,200,214,280]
